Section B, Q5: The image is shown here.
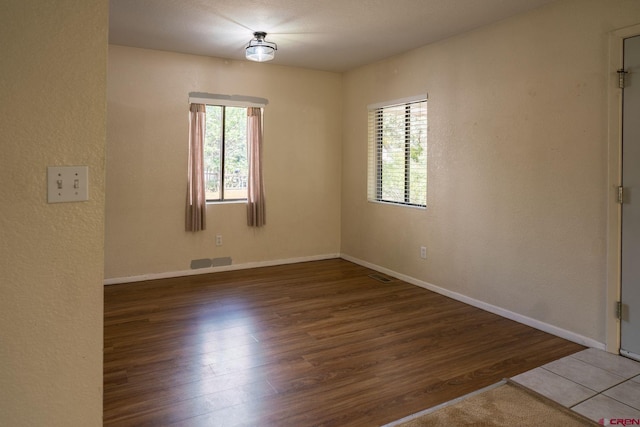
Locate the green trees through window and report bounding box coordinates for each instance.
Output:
[204,105,248,201]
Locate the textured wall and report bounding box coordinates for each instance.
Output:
[0,1,107,425]
[105,46,342,279]
[341,0,640,344]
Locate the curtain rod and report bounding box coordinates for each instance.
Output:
[188,92,268,108]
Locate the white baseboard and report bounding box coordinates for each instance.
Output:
[103,253,341,285]
[340,254,605,350]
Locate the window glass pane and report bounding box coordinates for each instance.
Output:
[223,107,248,200]
[203,105,249,202]
[409,104,427,206]
[204,105,222,201]
[381,105,407,204]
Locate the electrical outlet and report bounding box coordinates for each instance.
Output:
[420,246,427,259]
[215,235,222,246]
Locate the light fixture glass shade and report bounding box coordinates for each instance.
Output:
[246,32,277,62]
[246,45,275,62]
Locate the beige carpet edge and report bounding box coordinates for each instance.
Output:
[504,379,599,426]
[381,380,508,427]
[382,378,600,427]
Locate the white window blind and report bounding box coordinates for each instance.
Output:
[367,97,427,207]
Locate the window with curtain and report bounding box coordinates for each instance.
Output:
[367,96,427,208]
[186,93,267,231]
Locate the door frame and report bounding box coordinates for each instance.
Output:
[606,23,640,353]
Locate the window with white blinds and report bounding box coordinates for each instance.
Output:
[367,96,427,207]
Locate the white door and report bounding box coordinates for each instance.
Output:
[621,35,640,361]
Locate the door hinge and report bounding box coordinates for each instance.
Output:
[618,69,628,89]
[616,301,623,320]
[618,186,625,204]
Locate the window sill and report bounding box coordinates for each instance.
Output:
[206,200,247,206]
[367,199,427,210]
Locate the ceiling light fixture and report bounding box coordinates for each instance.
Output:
[245,31,277,62]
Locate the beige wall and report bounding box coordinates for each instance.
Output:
[106,46,342,279]
[0,1,107,426]
[341,0,640,344]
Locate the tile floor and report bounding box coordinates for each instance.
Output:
[512,348,640,423]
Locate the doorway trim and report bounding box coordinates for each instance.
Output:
[606,23,640,353]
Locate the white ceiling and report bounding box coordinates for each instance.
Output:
[109,0,556,72]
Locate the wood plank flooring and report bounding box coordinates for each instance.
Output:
[104,259,584,426]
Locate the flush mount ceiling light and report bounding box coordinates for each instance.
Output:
[245,31,277,62]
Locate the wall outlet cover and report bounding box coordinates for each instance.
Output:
[47,166,89,203]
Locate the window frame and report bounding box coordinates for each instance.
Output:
[203,103,249,203]
[367,95,428,208]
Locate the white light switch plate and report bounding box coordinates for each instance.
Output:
[47,166,89,203]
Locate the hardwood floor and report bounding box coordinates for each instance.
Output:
[104,259,584,426]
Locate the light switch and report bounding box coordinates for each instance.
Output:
[47,166,89,203]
